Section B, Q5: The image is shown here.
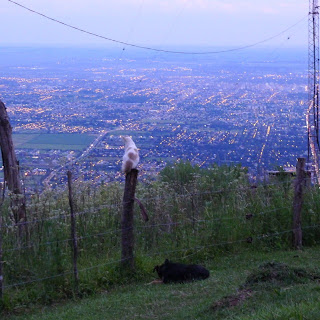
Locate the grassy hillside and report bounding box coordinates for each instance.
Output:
[1,161,320,315]
[6,247,320,320]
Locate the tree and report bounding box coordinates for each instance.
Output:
[0,100,26,225]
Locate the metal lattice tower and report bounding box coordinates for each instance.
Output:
[308,0,320,184]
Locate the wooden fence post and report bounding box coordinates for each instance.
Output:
[292,157,305,249]
[67,171,79,293]
[121,169,138,270]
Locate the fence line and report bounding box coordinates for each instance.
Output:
[138,174,306,201]
[0,175,305,228]
[1,187,299,229]
[0,163,317,302]
[1,203,121,228]
[2,257,130,289]
[7,203,290,229]
[2,204,296,253]
[16,167,312,197]
[131,178,309,203]
[3,224,320,290]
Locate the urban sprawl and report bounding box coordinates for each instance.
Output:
[0,48,308,191]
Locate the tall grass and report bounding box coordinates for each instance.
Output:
[1,162,320,311]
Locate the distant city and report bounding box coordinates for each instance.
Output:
[0,46,308,191]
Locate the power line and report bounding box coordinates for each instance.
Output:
[8,0,307,55]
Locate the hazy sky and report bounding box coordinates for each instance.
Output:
[2,0,308,49]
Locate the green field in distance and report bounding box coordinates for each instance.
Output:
[13,133,97,150]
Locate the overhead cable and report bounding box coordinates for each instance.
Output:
[9,0,307,55]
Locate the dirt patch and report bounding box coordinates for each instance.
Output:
[212,289,253,311]
[211,261,320,311]
[241,261,320,290]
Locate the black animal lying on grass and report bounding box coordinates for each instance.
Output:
[153,259,210,284]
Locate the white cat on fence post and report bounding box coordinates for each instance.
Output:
[121,135,139,173]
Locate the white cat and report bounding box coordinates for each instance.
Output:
[121,135,139,173]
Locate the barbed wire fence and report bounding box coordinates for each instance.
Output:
[3,224,320,291]
[0,175,302,229]
[0,158,319,304]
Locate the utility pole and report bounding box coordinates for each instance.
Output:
[308,0,320,184]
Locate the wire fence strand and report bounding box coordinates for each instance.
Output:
[2,203,296,253]
[1,177,306,229]
[3,224,320,290]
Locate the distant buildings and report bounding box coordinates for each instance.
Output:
[0,49,308,191]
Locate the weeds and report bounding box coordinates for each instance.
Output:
[1,162,320,311]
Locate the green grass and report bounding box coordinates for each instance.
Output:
[13,133,96,150]
[5,247,320,320]
[2,162,320,317]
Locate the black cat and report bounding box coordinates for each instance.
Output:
[153,259,210,283]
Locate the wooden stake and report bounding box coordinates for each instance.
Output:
[292,158,305,249]
[121,169,138,270]
[134,197,149,222]
[67,171,79,293]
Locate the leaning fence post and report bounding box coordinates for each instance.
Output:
[67,171,79,293]
[121,169,138,270]
[292,157,305,249]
